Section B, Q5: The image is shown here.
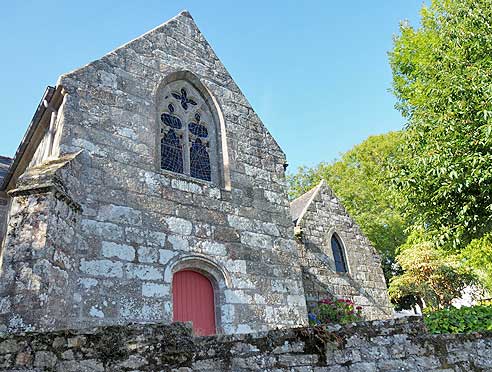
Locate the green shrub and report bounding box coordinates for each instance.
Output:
[308,298,363,326]
[424,305,492,334]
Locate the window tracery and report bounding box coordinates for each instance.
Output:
[159,80,216,182]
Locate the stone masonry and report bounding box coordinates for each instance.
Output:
[0,317,490,371]
[0,156,12,245]
[0,11,307,334]
[0,11,392,335]
[291,181,393,320]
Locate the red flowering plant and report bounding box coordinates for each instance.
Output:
[308,297,363,326]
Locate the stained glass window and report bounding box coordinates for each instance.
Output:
[161,130,183,174]
[189,122,208,138]
[331,234,348,273]
[159,82,214,183]
[190,138,211,181]
[161,113,182,129]
[171,88,197,110]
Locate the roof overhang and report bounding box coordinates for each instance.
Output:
[289,180,325,226]
[1,85,65,191]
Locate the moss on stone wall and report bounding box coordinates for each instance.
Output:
[0,317,491,371]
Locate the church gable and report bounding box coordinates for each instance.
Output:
[0,11,307,335]
[56,11,285,184]
[0,11,399,335]
[291,180,393,320]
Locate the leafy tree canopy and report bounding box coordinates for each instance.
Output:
[389,0,492,248]
[388,229,477,310]
[289,0,492,307]
[460,232,492,290]
[288,132,408,270]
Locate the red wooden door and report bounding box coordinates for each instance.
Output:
[172,270,216,336]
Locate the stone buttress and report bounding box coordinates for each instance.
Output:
[0,153,84,332]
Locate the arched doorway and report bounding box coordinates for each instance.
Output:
[172,269,216,336]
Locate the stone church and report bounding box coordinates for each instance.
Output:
[0,11,392,336]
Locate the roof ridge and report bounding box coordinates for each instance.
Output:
[57,11,196,84]
[289,180,325,225]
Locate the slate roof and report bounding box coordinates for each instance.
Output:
[289,180,325,224]
[0,156,13,188]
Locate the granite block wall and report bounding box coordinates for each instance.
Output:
[0,154,84,333]
[0,317,490,371]
[294,181,393,320]
[0,11,307,333]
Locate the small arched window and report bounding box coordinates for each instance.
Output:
[331,234,348,273]
[159,80,217,182]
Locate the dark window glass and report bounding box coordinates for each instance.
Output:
[331,235,348,273]
[161,130,183,174]
[160,85,214,182]
[190,138,211,181]
[189,122,208,138]
[161,113,182,129]
[172,88,197,110]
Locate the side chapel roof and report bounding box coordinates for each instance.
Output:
[289,180,326,225]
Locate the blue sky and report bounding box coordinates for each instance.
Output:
[0,1,424,171]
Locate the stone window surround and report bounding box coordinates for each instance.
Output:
[154,71,232,191]
[159,162,216,190]
[0,193,11,253]
[326,228,351,275]
[164,253,231,334]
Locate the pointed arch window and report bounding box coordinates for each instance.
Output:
[331,234,348,273]
[190,138,211,180]
[160,116,183,174]
[159,81,218,183]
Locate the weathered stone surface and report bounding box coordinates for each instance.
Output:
[137,246,159,263]
[101,241,136,262]
[0,318,489,371]
[0,9,389,337]
[80,259,124,278]
[125,264,163,281]
[0,10,308,334]
[293,180,393,320]
[142,282,169,298]
[97,204,142,226]
[166,216,193,236]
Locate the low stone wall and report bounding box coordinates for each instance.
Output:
[0,317,490,371]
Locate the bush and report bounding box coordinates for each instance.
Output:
[424,305,492,334]
[308,298,363,326]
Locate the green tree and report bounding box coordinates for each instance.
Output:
[460,233,492,291]
[388,230,477,310]
[288,132,408,279]
[389,0,492,248]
